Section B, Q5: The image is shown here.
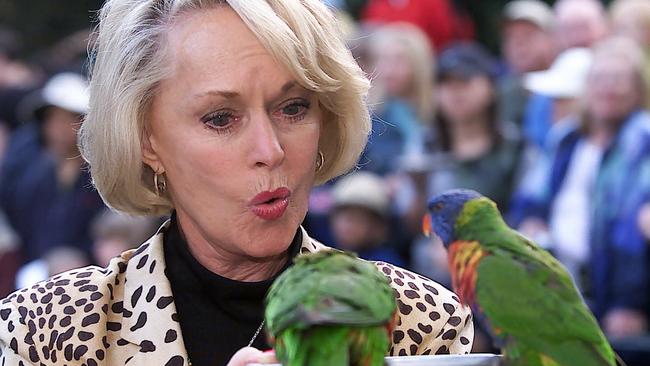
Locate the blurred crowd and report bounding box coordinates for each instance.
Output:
[308,0,650,350]
[0,0,650,356]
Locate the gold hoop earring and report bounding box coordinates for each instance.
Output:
[154,172,167,196]
[315,151,324,172]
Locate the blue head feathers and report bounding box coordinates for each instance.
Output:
[425,189,483,248]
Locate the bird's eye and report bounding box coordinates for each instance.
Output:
[434,202,444,212]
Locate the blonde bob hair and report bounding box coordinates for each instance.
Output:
[80,0,371,216]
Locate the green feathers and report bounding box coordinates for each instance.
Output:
[461,198,616,366]
[426,190,617,366]
[264,250,396,366]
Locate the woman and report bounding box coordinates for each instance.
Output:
[0,1,473,365]
[410,42,520,354]
[512,37,650,338]
[429,42,521,212]
[610,0,650,107]
[362,23,434,174]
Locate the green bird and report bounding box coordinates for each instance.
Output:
[264,250,397,366]
[423,189,617,366]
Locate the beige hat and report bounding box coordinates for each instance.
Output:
[332,171,390,217]
[503,0,555,31]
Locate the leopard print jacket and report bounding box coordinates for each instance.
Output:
[0,223,473,365]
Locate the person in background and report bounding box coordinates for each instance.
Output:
[520,48,593,152]
[516,0,609,150]
[610,0,650,49]
[0,211,20,298]
[554,0,609,51]
[610,0,650,107]
[0,27,41,90]
[498,0,556,127]
[360,0,474,52]
[510,47,594,241]
[0,89,30,164]
[0,73,106,264]
[409,41,522,307]
[523,48,593,134]
[0,28,42,163]
[429,42,521,211]
[522,0,608,150]
[637,200,650,245]
[0,2,473,364]
[39,29,94,76]
[91,209,163,266]
[511,37,650,338]
[330,171,405,267]
[357,23,436,262]
[14,246,89,289]
[362,23,434,175]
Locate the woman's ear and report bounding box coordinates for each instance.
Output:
[141,123,164,174]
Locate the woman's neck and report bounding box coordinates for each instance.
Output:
[176,214,290,282]
[449,115,493,160]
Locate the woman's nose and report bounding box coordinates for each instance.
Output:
[249,113,285,169]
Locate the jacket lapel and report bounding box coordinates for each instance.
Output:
[298,226,328,254]
[114,223,323,365]
[119,222,191,365]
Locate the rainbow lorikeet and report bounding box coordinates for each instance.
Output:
[264,250,397,366]
[423,189,617,366]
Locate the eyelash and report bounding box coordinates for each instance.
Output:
[201,111,238,135]
[201,99,311,134]
[274,99,311,123]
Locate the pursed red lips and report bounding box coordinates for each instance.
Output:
[249,187,291,220]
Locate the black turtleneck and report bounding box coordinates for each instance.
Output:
[163,215,302,366]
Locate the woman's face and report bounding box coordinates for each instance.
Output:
[586,57,640,125]
[42,106,82,157]
[373,41,414,98]
[144,7,321,259]
[614,18,650,48]
[437,75,493,123]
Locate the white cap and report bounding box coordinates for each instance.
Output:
[503,0,555,31]
[40,72,89,115]
[524,48,593,98]
[332,171,390,217]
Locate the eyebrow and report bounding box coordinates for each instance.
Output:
[193,80,298,100]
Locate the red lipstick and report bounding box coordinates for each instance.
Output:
[250,187,291,220]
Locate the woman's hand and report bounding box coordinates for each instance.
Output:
[226,347,277,366]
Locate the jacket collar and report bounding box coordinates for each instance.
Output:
[118,221,325,364]
[119,220,190,363]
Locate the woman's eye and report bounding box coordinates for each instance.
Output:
[283,103,304,116]
[276,99,310,121]
[202,111,239,130]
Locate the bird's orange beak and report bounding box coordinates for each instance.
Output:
[422,213,432,237]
